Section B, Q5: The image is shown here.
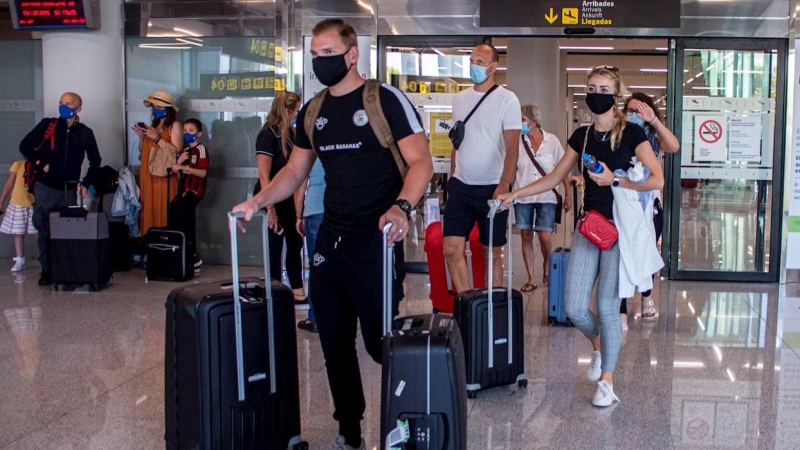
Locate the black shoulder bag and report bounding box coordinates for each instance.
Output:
[449,84,499,150]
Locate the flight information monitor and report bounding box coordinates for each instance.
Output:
[9,0,99,30]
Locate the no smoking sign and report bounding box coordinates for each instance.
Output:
[699,120,723,143]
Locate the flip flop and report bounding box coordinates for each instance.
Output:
[520,283,537,292]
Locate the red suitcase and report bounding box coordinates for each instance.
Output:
[424,222,486,313]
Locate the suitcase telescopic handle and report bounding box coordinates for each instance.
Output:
[486,199,515,368]
[228,210,276,401]
[382,223,393,337]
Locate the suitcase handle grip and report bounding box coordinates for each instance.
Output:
[382,223,393,337]
[227,210,276,402]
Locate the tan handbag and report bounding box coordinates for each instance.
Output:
[148,145,175,177]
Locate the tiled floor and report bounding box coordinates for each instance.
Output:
[1,247,799,449]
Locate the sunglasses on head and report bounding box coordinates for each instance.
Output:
[594,65,620,75]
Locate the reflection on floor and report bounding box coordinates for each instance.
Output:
[0,252,798,449]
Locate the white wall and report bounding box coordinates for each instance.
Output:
[42,0,124,169]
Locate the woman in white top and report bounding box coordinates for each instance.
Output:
[514,104,572,291]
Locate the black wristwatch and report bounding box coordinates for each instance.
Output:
[612,177,620,187]
[394,199,412,218]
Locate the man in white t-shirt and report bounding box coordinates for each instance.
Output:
[514,103,571,292]
[444,43,521,291]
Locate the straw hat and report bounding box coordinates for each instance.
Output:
[143,90,179,112]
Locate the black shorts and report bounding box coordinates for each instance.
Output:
[443,177,508,247]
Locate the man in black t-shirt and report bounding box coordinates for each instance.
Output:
[232,18,433,450]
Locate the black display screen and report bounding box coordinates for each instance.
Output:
[9,0,98,30]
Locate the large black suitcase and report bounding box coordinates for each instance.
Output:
[381,224,468,450]
[49,205,112,291]
[164,211,307,450]
[454,201,526,398]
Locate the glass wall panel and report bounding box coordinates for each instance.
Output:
[125,37,281,264]
[0,40,43,258]
[677,48,778,274]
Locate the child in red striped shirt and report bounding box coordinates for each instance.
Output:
[169,118,209,271]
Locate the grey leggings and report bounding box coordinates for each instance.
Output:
[565,232,623,373]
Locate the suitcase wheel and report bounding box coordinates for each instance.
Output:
[547,316,554,325]
[293,442,309,450]
[518,379,528,388]
[467,390,478,399]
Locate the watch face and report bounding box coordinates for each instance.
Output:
[612,178,620,187]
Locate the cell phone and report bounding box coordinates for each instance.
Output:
[136,122,147,129]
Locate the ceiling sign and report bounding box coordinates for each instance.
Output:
[480,0,680,28]
[9,0,99,30]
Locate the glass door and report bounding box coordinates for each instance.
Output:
[668,39,787,282]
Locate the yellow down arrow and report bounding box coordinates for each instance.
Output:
[545,8,558,24]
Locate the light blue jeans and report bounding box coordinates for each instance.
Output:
[564,231,622,372]
[304,213,323,323]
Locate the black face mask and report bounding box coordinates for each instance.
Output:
[585,93,616,115]
[312,51,353,87]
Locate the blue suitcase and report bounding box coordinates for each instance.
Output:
[547,247,573,326]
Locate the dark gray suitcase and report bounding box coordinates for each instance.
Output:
[453,201,526,398]
[381,224,468,450]
[164,211,307,450]
[49,208,111,291]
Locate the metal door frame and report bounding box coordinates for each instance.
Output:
[667,38,788,282]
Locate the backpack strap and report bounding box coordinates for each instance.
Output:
[303,88,328,151]
[38,118,58,152]
[363,79,409,178]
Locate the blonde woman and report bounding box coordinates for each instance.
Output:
[497,66,663,407]
[254,91,307,306]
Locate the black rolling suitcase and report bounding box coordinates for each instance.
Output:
[381,224,468,450]
[454,201,526,398]
[99,193,131,272]
[164,211,308,450]
[50,190,112,291]
[146,171,193,281]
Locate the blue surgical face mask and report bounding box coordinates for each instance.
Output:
[59,104,76,120]
[470,64,490,84]
[183,132,197,144]
[153,107,167,119]
[627,112,645,127]
[521,122,531,135]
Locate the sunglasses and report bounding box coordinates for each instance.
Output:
[594,65,620,75]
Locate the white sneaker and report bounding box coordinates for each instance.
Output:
[11,257,25,273]
[330,436,366,450]
[592,380,620,407]
[587,350,602,381]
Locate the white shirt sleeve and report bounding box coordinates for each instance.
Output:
[502,92,522,131]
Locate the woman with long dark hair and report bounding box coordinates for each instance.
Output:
[133,90,182,236]
[497,67,664,407]
[619,92,679,325]
[255,91,308,306]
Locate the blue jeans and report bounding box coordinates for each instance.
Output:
[304,213,323,323]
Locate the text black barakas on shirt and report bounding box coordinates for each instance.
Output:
[294,83,423,236]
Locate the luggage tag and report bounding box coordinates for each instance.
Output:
[385,419,411,449]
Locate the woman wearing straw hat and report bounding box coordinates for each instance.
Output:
[132,90,182,236]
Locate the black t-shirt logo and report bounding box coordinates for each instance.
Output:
[352,109,369,127]
[316,117,328,130]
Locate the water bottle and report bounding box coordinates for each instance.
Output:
[583,154,603,174]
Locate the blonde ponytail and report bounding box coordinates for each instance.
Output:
[609,106,627,150]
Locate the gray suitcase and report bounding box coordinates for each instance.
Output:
[50,208,112,291]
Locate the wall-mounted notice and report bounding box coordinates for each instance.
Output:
[728,116,762,163]
[429,112,454,157]
[693,115,727,162]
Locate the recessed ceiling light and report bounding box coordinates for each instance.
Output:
[560,46,614,50]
